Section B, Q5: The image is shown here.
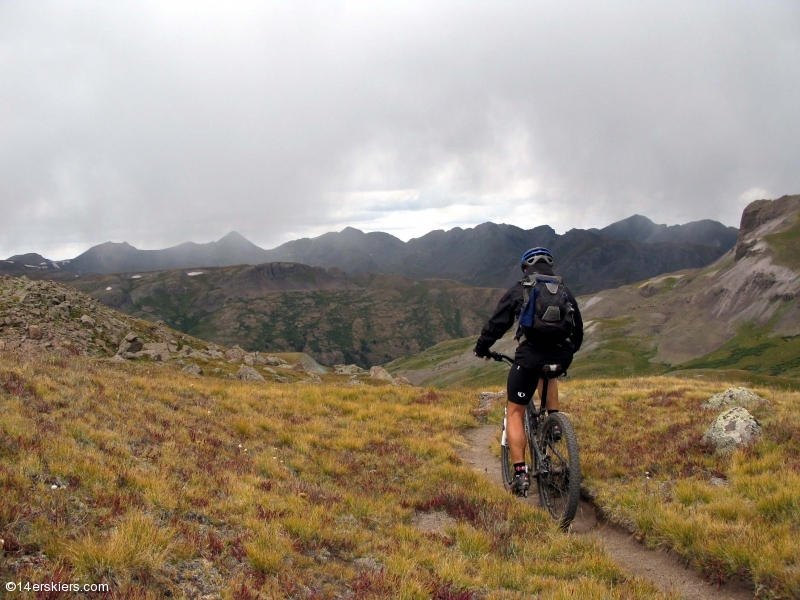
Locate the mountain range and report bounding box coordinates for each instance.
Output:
[3,214,738,295]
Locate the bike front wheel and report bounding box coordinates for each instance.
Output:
[535,412,580,527]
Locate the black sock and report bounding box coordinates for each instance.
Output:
[514,462,527,474]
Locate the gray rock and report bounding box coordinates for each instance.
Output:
[226,345,247,362]
[701,387,769,410]
[264,355,287,366]
[143,342,170,361]
[79,315,95,328]
[395,375,413,387]
[236,365,266,382]
[334,364,364,375]
[702,407,762,453]
[369,365,395,383]
[182,363,204,376]
[118,332,143,354]
[274,376,290,383]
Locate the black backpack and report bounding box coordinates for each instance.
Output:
[517,275,575,344]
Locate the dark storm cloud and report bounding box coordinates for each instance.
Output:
[1,1,799,258]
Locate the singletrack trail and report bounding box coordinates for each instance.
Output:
[461,425,755,600]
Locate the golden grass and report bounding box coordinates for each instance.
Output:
[0,354,667,599]
[541,376,800,599]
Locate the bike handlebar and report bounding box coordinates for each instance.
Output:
[489,351,514,365]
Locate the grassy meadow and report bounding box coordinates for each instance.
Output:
[0,354,669,600]
[550,377,800,599]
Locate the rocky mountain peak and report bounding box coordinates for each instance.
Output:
[734,195,800,262]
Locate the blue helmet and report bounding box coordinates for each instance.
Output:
[520,247,554,270]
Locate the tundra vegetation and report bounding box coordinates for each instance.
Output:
[3,355,799,598]
[1,354,671,599]
[542,377,800,598]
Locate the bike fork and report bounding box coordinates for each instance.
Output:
[501,406,508,447]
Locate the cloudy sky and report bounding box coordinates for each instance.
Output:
[2,1,799,259]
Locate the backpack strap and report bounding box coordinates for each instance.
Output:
[514,276,534,342]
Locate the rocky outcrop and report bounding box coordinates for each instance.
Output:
[701,387,770,410]
[0,276,185,359]
[183,363,204,376]
[236,365,266,382]
[118,332,143,355]
[702,407,762,453]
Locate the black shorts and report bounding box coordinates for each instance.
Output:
[506,360,571,406]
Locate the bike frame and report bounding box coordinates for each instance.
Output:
[495,353,559,477]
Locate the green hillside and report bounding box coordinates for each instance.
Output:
[65,264,504,368]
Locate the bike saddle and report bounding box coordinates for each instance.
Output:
[540,364,565,379]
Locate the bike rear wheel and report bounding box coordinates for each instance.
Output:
[535,412,580,528]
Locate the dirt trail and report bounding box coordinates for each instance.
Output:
[461,425,755,600]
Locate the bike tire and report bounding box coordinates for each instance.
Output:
[535,413,580,528]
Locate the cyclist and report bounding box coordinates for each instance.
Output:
[473,247,584,496]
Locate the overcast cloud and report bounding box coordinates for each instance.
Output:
[1,1,799,259]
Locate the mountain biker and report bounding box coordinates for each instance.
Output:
[473,247,584,496]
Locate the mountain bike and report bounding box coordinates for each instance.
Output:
[491,351,581,528]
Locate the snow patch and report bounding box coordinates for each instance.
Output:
[187,271,204,277]
[131,275,142,279]
[106,287,113,291]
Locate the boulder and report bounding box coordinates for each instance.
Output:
[701,387,770,410]
[143,342,171,361]
[395,375,413,387]
[274,375,290,383]
[264,355,287,366]
[28,325,43,340]
[226,345,247,362]
[79,315,95,328]
[183,363,204,376]
[236,365,266,382]
[369,366,395,383]
[0,340,5,352]
[702,407,762,453]
[118,332,143,355]
[334,364,363,375]
[296,355,328,374]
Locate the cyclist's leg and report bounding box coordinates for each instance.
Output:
[506,364,538,463]
[537,378,558,411]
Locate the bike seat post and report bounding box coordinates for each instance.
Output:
[540,376,549,414]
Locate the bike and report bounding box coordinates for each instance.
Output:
[491,351,581,528]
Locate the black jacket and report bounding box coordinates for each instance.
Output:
[475,264,584,369]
